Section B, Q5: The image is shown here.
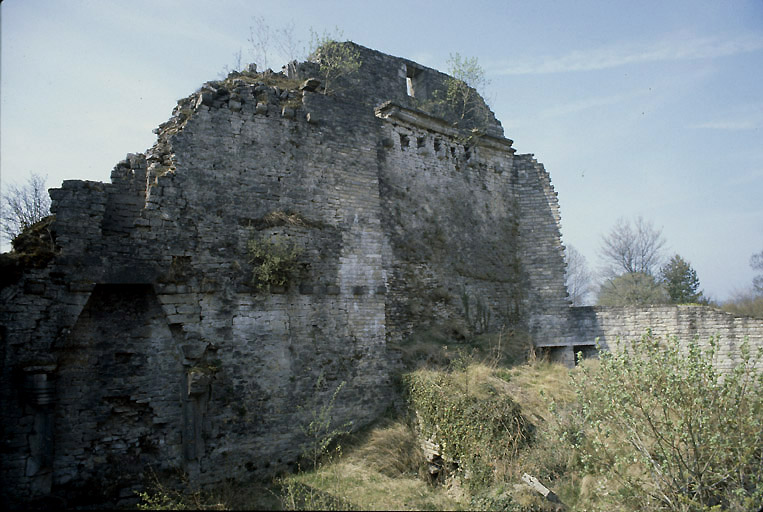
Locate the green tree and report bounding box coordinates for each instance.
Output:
[660,254,705,303]
[597,271,669,306]
[308,29,361,95]
[572,333,763,511]
[1,172,51,244]
[444,53,490,128]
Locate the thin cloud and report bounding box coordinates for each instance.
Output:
[492,33,763,75]
[691,120,758,130]
[539,89,648,118]
[690,103,763,131]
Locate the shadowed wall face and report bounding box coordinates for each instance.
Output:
[52,284,182,502]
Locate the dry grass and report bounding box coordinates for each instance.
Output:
[493,357,578,422]
[395,325,534,372]
[280,418,468,510]
[348,420,425,479]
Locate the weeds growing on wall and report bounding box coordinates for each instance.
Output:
[412,53,492,133]
[571,332,763,511]
[247,234,302,292]
[279,379,355,510]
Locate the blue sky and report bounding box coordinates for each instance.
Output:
[2,0,762,302]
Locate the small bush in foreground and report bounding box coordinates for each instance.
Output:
[572,332,763,511]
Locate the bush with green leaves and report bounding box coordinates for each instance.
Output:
[444,53,490,127]
[416,53,492,132]
[403,362,533,489]
[571,332,763,511]
[279,379,354,511]
[248,234,302,292]
[308,29,361,95]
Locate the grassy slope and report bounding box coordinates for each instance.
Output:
[274,331,590,511]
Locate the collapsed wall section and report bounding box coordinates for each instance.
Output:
[108,78,395,484]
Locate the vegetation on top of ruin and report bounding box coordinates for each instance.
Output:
[307,30,362,95]
[1,172,51,244]
[0,215,57,288]
[219,68,303,92]
[410,53,494,134]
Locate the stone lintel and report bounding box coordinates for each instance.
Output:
[374,101,514,153]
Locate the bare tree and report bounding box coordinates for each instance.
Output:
[1,173,51,243]
[248,16,272,70]
[565,244,594,305]
[599,216,666,277]
[751,249,763,296]
[273,20,301,64]
[247,17,304,72]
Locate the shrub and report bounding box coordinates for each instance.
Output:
[403,362,533,490]
[247,234,302,292]
[571,332,763,511]
[279,379,354,511]
[308,31,361,95]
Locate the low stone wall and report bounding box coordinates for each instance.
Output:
[557,305,763,370]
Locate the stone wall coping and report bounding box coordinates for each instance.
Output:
[572,304,752,317]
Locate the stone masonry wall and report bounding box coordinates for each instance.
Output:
[375,102,523,343]
[0,43,571,506]
[565,305,763,371]
[513,155,570,342]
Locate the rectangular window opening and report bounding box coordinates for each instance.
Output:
[405,64,419,97]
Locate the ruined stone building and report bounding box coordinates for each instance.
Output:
[2,43,761,506]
